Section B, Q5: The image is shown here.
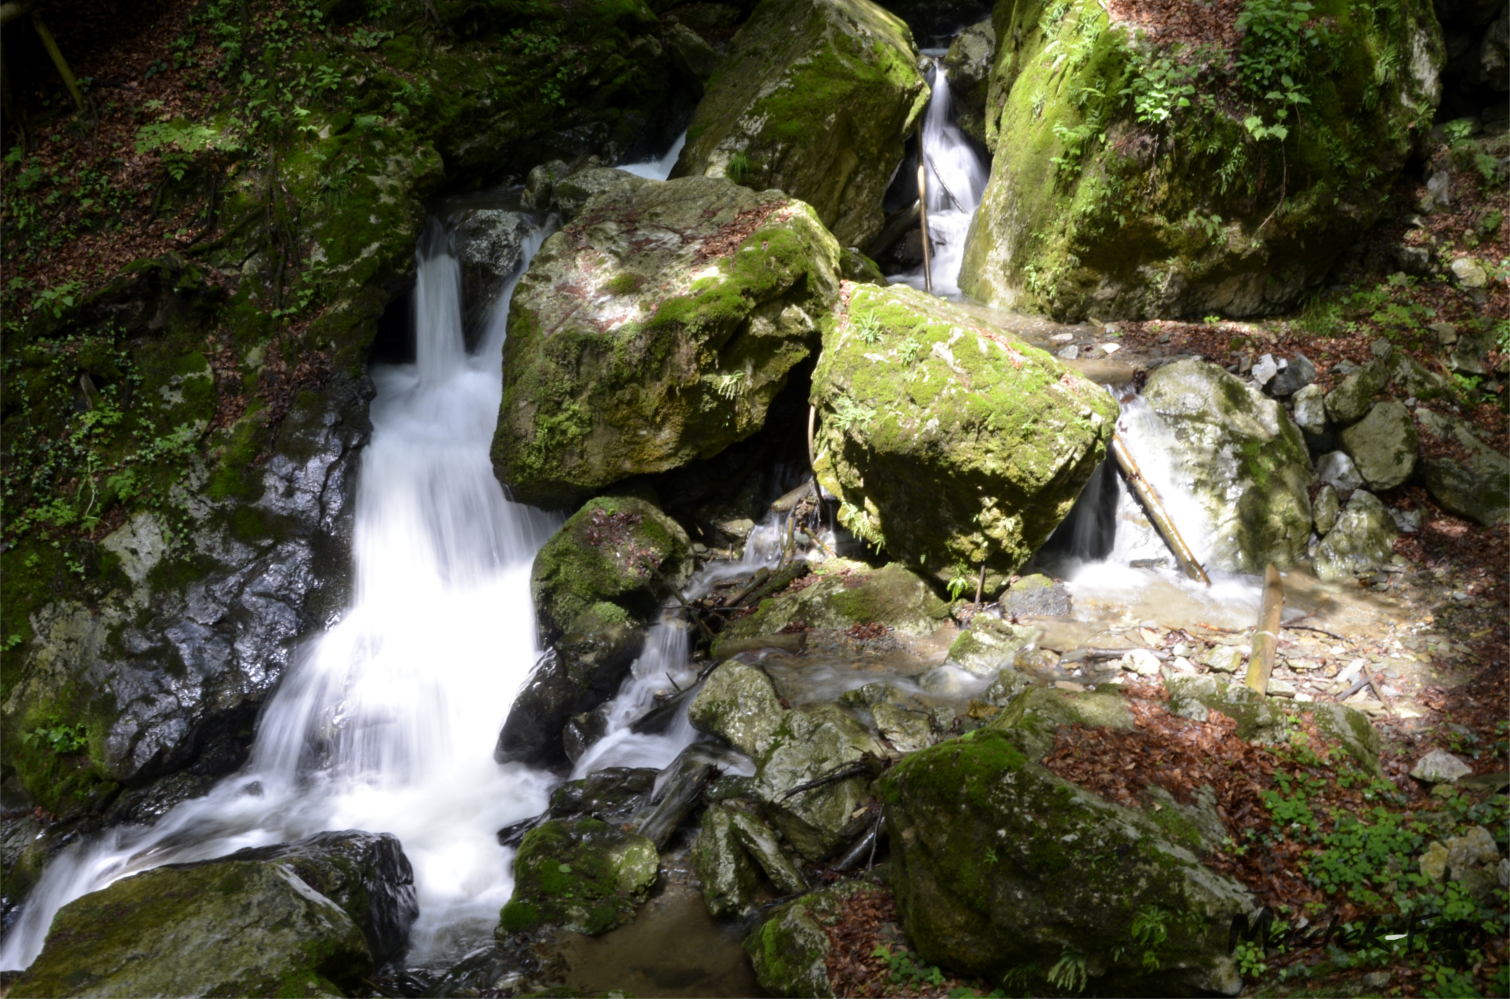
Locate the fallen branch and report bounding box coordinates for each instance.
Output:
[1244,565,1284,696]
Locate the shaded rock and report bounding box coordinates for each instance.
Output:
[941,18,996,145]
[1000,573,1071,617]
[729,810,810,896]
[1324,357,1392,426]
[1340,401,1419,490]
[494,177,844,508]
[1316,450,1365,495]
[547,766,659,827]
[1416,408,1510,525]
[665,21,722,89]
[226,830,417,963]
[1445,826,1500,878]
[1391,355,1452,401]
[495,629,644,766]
[1268,354,1317,396]
[563,707,609,764]
[498,816,659,937]
[1314,491,1400,582]
[689,661,788,758]
[1291,383,1328,437]
[957,0,1441,320]
[453,209,536,340]
[10,860,371,999]
[1313,484,1340,535]
[946,618,1042,676]
[671,0,927,248]
[716,561,952,644]
[744,881,884,999]
[696,804,763,918]
[754,705,885,860]
[1411,748,1473,784]
[879,728,1253,993]
[551,167,649,221]
[812,283,1116,584]
[1140,360,1313,573]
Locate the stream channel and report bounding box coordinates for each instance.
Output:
[2,58,1299,993]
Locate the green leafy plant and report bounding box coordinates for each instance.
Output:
[831,395,876,433]
[20,715,88,755]
[726,150,753,185]
[853,311,884,344]
[1046,951,1088,992]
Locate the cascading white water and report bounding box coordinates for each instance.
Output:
[568,511,825,779]
[1,215,562,972]
[618,129,688,181]
[893,61,989,297]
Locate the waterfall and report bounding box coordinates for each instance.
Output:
[1,213,562,971]
[893,61,989,297]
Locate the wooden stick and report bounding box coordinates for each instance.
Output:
[1110,433,1211,585]
[975,563,986,605]
[30,12,85,114]
[807,404,817,472]
[1283,622,1346,641]
[1244,564,1284,696]
[915,123,932,293]
[1360,661,1394,716]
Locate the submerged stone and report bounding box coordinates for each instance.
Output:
[946,618,1042,676]
[812,284,1116,585]
[672,0,927,248]
[10,860,372,999]
[1140,360,1313,573]
[498,816,659,937]
[494,177,845,508]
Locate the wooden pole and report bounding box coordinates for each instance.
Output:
[1109,433,1211,586]
[30,11,85,114]
[915,122,932,293]
[1244,564,1284,695]
[975,562,986,605]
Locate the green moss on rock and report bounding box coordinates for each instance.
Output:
[498,816,659,937]
[811,284,1117,584]
[494,177,847,508]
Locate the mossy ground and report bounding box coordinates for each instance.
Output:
[498,817,659,937]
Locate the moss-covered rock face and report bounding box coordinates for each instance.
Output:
[1414,408,1510,526]
[716,561,953,649]
[811,284,1116,586]
[743,879,885,998]
[531,494,694,641]
[671,0,927,249]
[1314,490,1399,582]
[985,685,1135,758]
[1140,360,1313,573]
[696,804,764,919]
[959,0,1443,320]
[498,816,659,937]
[755,705,886,860]
[879,728,1253,994]
[9,860,372,999]
[493,177,846,508]
[689,661,789,758]
[942,18,997,147]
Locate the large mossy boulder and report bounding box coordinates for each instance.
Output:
[9,860,373,999]
[958,0,1443,319]
[1140,360,1313,573]
[879,726,1253,994]
[744,879,884,998]
[671,0,928,248]
[498,816,659,937]
[811,284,1116,587]
[493,177,847,508]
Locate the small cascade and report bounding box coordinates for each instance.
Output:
[568,510,831,779]
[1031,393,1263,623]
[893,60,990,296]
[1,211,562,972]
[618,130,688,181]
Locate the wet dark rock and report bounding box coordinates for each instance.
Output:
[453,208,535,342]
[498,816,659,937]
[495,628,645,766]
[224,830,418,963]
[563,706,610,764]
[549,767,659,827]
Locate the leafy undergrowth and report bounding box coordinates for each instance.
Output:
[1053,688,1507,995]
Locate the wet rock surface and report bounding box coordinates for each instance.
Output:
[498,815,660,937]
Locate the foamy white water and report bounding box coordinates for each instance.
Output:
[1,216,562,971]
[619,129,688,181]
[893,61,989,297]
